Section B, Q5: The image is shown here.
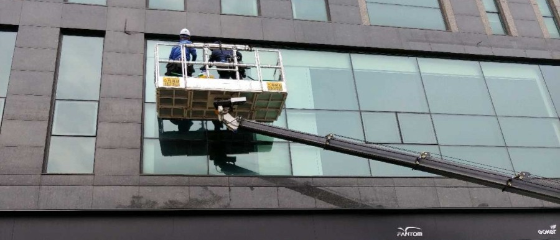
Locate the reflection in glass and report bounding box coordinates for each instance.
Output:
[440,146,514,172]
[499,117,560,147]
[52,101,98,136]
[209,142,291,175]
[292,0,328,21]
[509,147,560,177]
[68,0,106,5]
[285,67,359,110]
[56,35,103,101]
[367,0,440,8]
[291,143,371,176]
[362,112,401,143]
[540,66,560,116]
[487,13,506,35]
[398,113,437,144]
[0,31,17,97]
[283,50,352,69]
[47,136,95,173]
[432,115,505,146]
[544,18,560,38]
[287,110,364,140]
[221,0,258,16]
[352,55,428,112]
[143,139,208,174]
[419,59,495,115]
[144,103,206,140]
[482,0,498,12]
[537,0,553,16]
[481,62,557,117]
[370,145,439,177]
[149,0,184,10]
[367,2,446,30]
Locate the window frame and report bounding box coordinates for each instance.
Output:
[220,0,261,17]
[43,31,105,174]
[364,0,448,31]
[145,0,186,11]
[290,0,331,22]
[482,0,508,35]
[536,0,560,38]
[0,28,17,133]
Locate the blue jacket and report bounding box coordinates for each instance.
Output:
[169,40,197,61]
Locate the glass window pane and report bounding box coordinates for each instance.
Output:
[432,115,505,146]
[47,136,95,173]
[440,146,514,173]
[366,0,441,8]
[370,145,439,177]
[52,101,98,136]
[482,0,498,12]
[398,113,437,144]
[149,0,184,10]
[68,0,106,5]
[282,50,351,69]
[367,3,446,30]
[0,31,17,97]
[291,143,371,176]
[221,0,258,16]
[285,67,359,110]
[287,110,364,140]
[540,65,560,116]
[481,62,557,117]
[509,147,560,177]
[544,17,560,38]
[209,142,291,176]
[537,0,553,17]
[56,35,103,101]
[499,117,560,147]
[0,98,4,126]
[146,40,178,103]
[143,139,208,175]
[292,0,328,21]
[487,13,506,35]
[144,103,207,140]
[419,59,495,115]
[352,54,429,112]
[362,112,401,143]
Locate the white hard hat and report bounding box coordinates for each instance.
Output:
[179,28,190,36]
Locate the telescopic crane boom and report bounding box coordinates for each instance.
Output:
[215,99,560,204]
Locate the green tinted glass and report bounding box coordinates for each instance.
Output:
[366,0,441,8]
[398,113,437,144]
[509,147,560,177]
[292,0,328,21]
[57,35,103,101]
[440,146,514,172]
[537,0,553,17]
[291,143,371,176]
[47,136,95,173]
[487,13,506,35]
[432,115,505,146]
[540,66,560,116]
[287,110,364,140]
[0,31,16,97]
[0,98,4,126]
[481,62,557,117]
[68,0,106,5]
[362,112,401,143]
[482,0,498,12]
[222,0,258,16]
[149,0,184,10]
[419,58,495,115]
[544,17,560,38]
[209,142,291,176]
[367,3,446,30]
[52,101,98,136]
[143,139,208,174]
[499,117,560,147]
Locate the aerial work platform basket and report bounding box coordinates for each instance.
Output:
[154,43,287,122]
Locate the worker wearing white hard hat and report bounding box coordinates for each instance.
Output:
[166,28,197,77]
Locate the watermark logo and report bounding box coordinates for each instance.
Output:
[397,227,423,237]
[538,225,556,235]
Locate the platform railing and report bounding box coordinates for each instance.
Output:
[154,43,285,89]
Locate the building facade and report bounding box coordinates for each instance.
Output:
[1,0,560,238]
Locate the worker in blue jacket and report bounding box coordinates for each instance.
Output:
[166,28,197,77]
[201,41,246,79]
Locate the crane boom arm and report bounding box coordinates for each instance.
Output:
[226,117,560,204]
